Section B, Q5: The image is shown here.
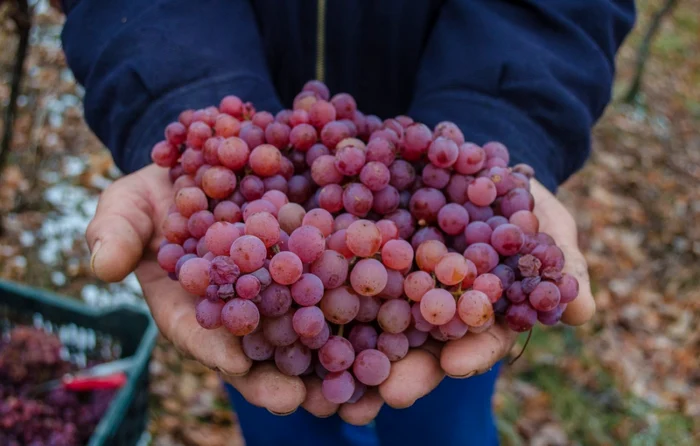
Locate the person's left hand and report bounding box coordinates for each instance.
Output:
[308,178,595,424]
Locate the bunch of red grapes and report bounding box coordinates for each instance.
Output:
[152,80,579,404]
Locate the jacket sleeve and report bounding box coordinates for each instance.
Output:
[60,0,282,174]
[407,0,636,192]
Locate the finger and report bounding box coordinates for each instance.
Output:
[419,338,444,359]
[86,174,155,282]
[378,349,444,409]
[559,244,595,325]
[530,179,595,325]
[338,388,383,426]
[136,262,252,376]
[301,376,339,418]
[222,362,306,415]
[440,322,517,378]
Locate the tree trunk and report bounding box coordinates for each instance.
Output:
[0,0,31,172]
[623,0,680,103]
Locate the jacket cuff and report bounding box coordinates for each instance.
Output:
[122,73,283,174]
[408,90,564,193]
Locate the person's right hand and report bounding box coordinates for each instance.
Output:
[85,164,396,422]
[87,164,308,413]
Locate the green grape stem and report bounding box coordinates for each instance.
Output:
[509,328,533,365]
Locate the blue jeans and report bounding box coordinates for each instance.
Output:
[224,362,501,446]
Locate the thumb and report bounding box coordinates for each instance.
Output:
[530,179,595,326]
[86,173,155,282]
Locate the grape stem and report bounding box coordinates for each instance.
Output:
[450,286,463,298]
[340,177,360,188]
[271,245,280,254]
[509,328,533,365]
[337,324,345,338]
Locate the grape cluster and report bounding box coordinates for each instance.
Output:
[0,326,70,386]
[152,80,579,404]
[0,327,116,446]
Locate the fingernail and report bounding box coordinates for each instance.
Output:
[268,409,297,416]
[89,240,102,274]
[449,370,477,379]
[218,368,248,378]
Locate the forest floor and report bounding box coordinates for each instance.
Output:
[0,0,698,445]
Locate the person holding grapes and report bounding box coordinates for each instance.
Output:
[54,0,635,444]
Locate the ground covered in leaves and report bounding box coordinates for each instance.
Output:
[0,0,697,444]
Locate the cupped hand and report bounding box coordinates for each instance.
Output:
[86,164,306,414]
[86,164,389,420]
[86,165,593,424]
[369,179,595,411]
[297,178,595,423]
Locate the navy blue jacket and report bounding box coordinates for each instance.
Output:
[60,0,635,192]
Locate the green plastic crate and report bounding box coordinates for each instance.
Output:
[0,279,158,446]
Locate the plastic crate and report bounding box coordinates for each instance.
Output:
[0,279,158,446]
